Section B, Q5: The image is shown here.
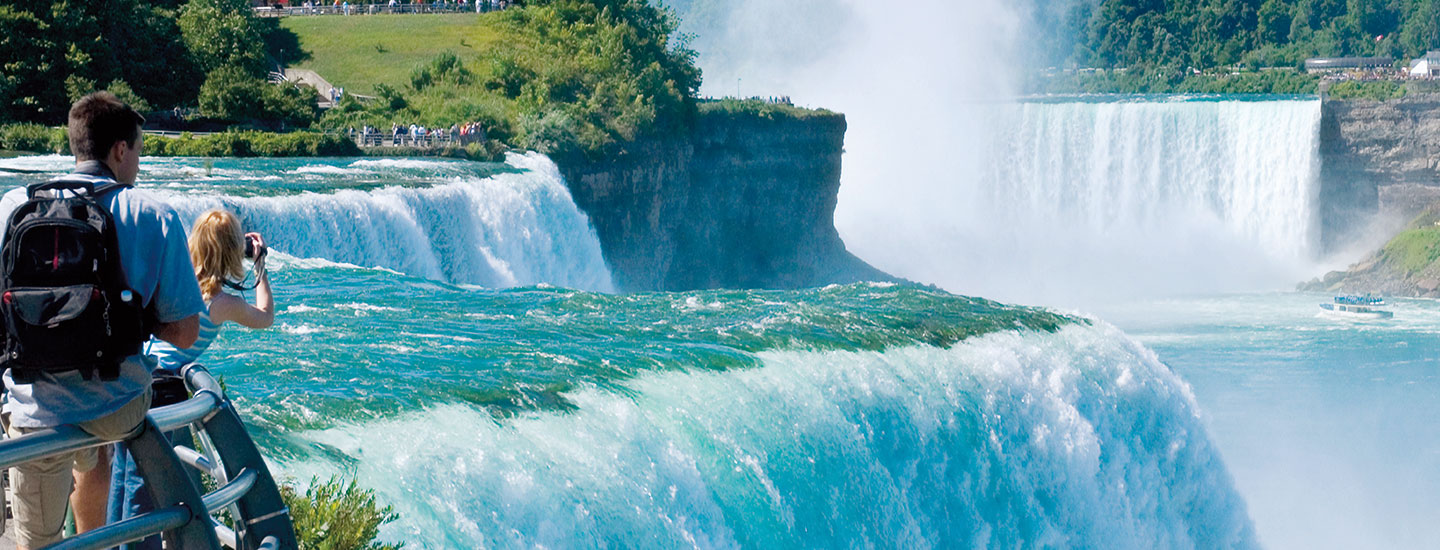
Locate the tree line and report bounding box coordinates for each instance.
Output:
[0,0,318,126]
[1040,0,1440,70]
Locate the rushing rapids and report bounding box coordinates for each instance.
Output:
[0,152,614,291]
[0,153,1259,547]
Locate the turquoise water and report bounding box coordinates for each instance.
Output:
[0,155,1269,547]
[1103,294,1440,549]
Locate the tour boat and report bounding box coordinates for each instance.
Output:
[1319,294,1393,319]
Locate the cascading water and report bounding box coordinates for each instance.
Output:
[168,153,614,291]
[667,0,1327,305]
[1,152,616,292]
[983,99,1319,261]
[900,97,1325,305]
[224,277,1258,549]
[828,97,1327,307]
[0,151,1265,547]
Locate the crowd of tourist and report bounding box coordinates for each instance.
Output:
[263,0,519,15]
[350,121,487,147]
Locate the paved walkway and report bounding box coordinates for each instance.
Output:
[284,68,340,108]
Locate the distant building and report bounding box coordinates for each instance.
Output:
[1409,51,1440,78]
[1304,56,1395,73]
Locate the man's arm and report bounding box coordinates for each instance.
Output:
[147,206,206,345]
[153,313,200,349]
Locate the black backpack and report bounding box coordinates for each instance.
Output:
[0,174,150,381]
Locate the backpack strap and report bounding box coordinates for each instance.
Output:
[26,173,131,199]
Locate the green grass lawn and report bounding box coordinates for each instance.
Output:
[281,14,504,94]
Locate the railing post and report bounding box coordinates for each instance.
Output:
[184,366,298,550]
[194,403,298,550]
[126,418,222,548]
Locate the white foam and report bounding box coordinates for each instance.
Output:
[349,159,458,170]
[279,323,321,335]
[161,153,613,291]
[291,165,357,175]
[338,303,405,313]
[280,322,1256,548]
[0,154,73,173]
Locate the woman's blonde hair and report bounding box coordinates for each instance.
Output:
[190,209,245,300]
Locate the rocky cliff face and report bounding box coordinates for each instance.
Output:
[1319,96,1440,250]
[556,109,889,292]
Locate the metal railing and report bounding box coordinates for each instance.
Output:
[0,365,297,550]
[255,3,513,17]
[357,132,464,147]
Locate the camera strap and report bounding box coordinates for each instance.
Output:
[224,262,267,292]
[223,274,261,292]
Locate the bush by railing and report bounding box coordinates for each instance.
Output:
[282,477,404,550]
[697,98,837,121]
[146,131,362,157]
[0,124,69,154]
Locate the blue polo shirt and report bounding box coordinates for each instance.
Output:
[0,161,204,427]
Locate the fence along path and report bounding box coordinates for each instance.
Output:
[254,3,511,17]
[0,365,296,549]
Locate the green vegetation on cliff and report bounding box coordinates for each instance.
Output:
[1326,80,1408,100]
[1380,207,1440,276]
[697,99,837,120]
[1382,226,1440,275]
[1039,68,1319,94]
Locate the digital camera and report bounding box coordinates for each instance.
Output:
[244,235,265,260]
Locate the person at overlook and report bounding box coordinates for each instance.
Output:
[109,209,275,550]
[0,93,203,550]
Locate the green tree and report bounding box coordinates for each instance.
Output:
[179,0,269,77]
[1402,0,1440,54]
[1258,0,1293,43]
[0,6,64,123]
[198,66,318,128]
[197,66,266,121]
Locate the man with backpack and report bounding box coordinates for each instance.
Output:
[0,92,204,549]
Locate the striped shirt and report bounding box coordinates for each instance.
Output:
[146,303,222,374]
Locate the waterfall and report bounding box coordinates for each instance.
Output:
[164,153,616,291]
[840,98,1323,305]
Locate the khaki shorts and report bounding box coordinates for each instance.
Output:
[5,391,151,548]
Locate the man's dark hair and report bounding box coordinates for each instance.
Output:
[68,92,146,161]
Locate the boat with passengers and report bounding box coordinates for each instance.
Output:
[1319,294,1393,319]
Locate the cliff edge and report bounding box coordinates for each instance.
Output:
[1319,95,1440,252]
[557,103,890,292]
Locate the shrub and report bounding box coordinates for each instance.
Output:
[373,84,407,111]
[0,124,67,153]
[410,51,472,91]
[280,476,402,550]
[1326,80,1407,101]
[146,131,359,157]
[198,67,320,129]
[198,66,268,121]
[106,81,153,113]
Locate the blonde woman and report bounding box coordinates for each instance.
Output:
[149,208,275,373]
[109,208,274,550]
